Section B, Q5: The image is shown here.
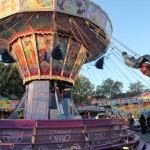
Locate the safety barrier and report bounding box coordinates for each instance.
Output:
[0,119,139,150]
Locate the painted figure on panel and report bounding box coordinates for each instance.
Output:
[24,40,36,66]
[37,34,51,74]
[57,0,85,15]
[0,0,17,16]
[37,35,50,63]
[67,44,78,63]
[64,43,79,76]
[22,36,38,75]
[22,0,53,9]
[87,4,105,26]
[13,41,29,77]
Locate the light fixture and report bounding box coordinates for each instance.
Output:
[123,147,129,150]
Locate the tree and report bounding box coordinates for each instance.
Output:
[95,78,123,99]
[73,75,95,105]
[0,63,25,99]
[128,81,146,96]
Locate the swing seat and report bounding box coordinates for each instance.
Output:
[139,63,150,77]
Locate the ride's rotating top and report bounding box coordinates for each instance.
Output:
[0,0,112,85]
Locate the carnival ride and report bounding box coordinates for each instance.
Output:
[0,0,112,119]
[0,0,145,149]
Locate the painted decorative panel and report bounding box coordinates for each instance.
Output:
[12,39,30,78]
[63,38,80,78]
[0,0,20,19]
[21,35,39,76]
[36,34,52,76]
[70,45,86,80]
[87,2,106,29]
[52,35,69,77]
[21,0,54,10]
[10,33,86,84]
[57,0,87,16]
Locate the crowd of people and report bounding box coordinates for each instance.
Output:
[127,113,150,134]
[110,112,150,134]
[139,113,150,134]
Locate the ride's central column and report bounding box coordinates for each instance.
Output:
[24,80,50,119]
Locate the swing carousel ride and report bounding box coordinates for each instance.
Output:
[0,0,112,119]
[0,0,142,149]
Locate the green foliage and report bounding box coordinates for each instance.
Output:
[95,78,123,99]
[127,81,148,96]
[0,63,25,99]
[0,61,148,102]
[73,75,95,104]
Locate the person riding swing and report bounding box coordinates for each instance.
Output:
[122,52,150,77]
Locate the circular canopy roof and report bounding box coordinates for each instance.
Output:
[0,0,112,62]
[0,0,113,85]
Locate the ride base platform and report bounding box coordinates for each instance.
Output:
[0,119,143,150]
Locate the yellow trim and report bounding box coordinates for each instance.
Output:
[23,76,74,85]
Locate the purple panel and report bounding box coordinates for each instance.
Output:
[36,120,83,128]
[36,120,85,149]
[34,142,85,150]
[83,119,121,126]
[0,120,35,128]
[0,144,32,150]
[35,130,84,143]
[0,129,33,142]
[83,119,124,147]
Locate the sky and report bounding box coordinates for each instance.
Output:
[80,0,150,91]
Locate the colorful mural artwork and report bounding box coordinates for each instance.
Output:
[21,0,54,10]
[98,94,150,107]
[143,102,150,114]
[87,2,106,28]
[77,105,104,112]
[10,33,86,84]
[21,35,38,76]
[70,45,86,79]
[52,36,68,76]
[57,0,86,16]
[12,40,30,78]
[0,99,19,109]
[113,103,144,116]
[36,34,52,76]
[95,93,150,116]
[63,39,80,78]
[112,102,150,117]
[0,0,19,18]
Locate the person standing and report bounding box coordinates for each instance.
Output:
[147,114,150,129]
[139,114,147,134]
[128,115,135,130]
